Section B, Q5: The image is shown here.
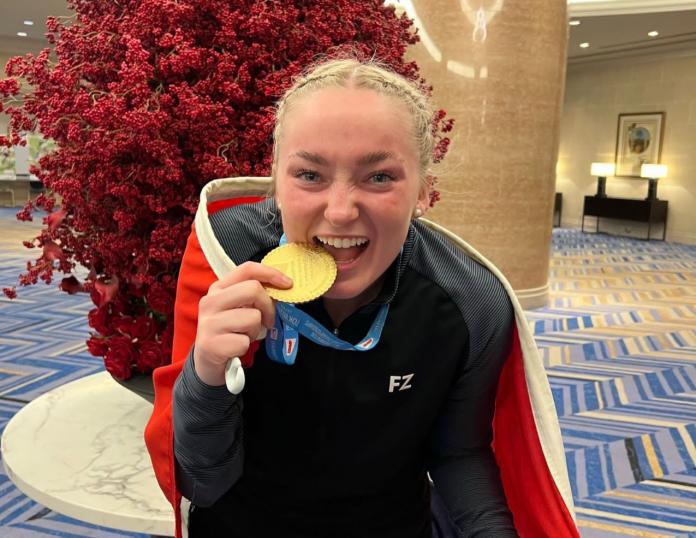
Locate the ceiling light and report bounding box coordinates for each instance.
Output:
[579,42,590,48]
[17,32,28,37]
[648,30,659,37]
[23,20,34,26]
[569,20,580,26]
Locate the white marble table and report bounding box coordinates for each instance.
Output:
[1,372,175,536]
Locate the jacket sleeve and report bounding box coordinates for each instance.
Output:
[427,294,518,538]
[172,348,246,506]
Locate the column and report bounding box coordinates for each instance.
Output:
[404,0,568,308]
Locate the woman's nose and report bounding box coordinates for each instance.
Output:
[323,184,359,226]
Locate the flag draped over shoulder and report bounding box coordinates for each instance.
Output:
[144,177,579,538]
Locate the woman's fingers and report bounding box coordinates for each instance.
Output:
[201,280,276,329]
[194,261,292,386]
[211,261,292,292]
[205,332,252,362]
[194,332,252,386]
[204,307,264,341]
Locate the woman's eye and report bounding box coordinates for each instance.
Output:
[370,172,394,184]
[296,170,319,182]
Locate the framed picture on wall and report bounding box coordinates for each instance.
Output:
[614,112,665,177]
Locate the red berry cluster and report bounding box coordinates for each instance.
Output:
[0,0,452,379]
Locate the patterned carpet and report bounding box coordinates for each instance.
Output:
[529,230,696,537]
[0,207,694,536]
[0,207,142,538]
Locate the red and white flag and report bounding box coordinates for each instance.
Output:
[145,177,579,538]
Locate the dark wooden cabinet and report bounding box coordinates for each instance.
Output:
[582,196,668,240]
[553,192,562,227]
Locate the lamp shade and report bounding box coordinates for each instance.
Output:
[590,162,615,176]
[640,164,668,178]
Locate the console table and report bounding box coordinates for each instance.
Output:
[581,196,668,241]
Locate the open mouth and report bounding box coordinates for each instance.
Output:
[314,235,370,265]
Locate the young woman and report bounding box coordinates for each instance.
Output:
[145,58,578,538]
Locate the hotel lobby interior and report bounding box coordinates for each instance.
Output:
[0,1,695,536]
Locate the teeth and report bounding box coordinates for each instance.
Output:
[316,236,369,248]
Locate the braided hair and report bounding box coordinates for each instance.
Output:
[271,57,435,186]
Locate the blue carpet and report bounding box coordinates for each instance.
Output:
[528,229,696,536]
[0,207,146,538]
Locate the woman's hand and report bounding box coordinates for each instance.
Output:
[194,262,292,386]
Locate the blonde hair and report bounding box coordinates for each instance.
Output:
[271,56,435,185]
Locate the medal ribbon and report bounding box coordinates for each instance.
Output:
[264,234,390,365]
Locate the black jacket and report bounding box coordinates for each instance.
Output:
[173,199,517,538]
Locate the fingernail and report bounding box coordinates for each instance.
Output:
[281,275,293,286]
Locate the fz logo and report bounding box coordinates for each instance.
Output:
[388,374,414,393]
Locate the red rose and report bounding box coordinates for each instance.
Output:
[88,307,112,335]
[104,335,135,379]
[86,335,109,357]
[93,276,120,308]
[132,315,157,341]
[60,276,83,294]
[137,340,165,373]
[147,283,174,314]
[105,356,133,380]
[113,314,157,341]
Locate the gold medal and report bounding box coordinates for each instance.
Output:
[261,243,337,303]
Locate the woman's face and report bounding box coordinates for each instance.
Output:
[275,86,428,302]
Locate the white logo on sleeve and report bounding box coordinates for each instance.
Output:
[388,373,414,393]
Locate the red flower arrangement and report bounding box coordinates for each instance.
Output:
[0,0,453,379]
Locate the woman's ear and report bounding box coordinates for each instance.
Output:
[416,181,431,217]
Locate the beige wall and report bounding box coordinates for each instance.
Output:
[1,52,13,134]
[1,42,44,130]
[557,52,696,243]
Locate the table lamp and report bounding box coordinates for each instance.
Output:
[590,162,615,197]
[640,163,667,201]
